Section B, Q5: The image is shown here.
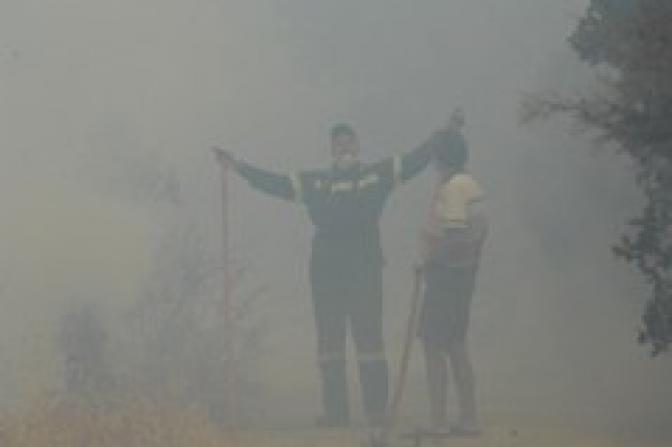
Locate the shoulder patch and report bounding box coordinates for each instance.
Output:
[358,173,380,189]
[331,181,355,193]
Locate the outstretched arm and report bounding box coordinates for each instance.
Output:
[375,131,436,190]
[364,134,434,194]
[395,108,467,184]
[212,147,302,202]
[395,135,435,184]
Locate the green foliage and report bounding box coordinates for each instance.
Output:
[525,0,672,354]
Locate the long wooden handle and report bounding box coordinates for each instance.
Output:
[384,268,424,439]
[217,157,238,431]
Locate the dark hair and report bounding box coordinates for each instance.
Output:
[330,123,356,140]
[433,130,468,169]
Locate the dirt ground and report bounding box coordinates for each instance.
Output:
[233,427,672,447]
[2,396,671,447]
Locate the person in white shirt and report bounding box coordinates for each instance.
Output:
[417,109,487,436]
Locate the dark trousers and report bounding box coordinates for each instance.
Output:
[310,260,389,426]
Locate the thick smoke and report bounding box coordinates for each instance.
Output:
[0,0,670,437]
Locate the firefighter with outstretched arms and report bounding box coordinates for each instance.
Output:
[213,122,445,428]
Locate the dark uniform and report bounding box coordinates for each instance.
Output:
[234,143,431,425]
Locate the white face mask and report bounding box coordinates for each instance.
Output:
[335,153,357,169]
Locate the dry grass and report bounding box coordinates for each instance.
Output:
[1,397,670,447]
[0,396,233,447]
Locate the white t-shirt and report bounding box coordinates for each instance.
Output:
[430,173,484,230]
[421,173,486,265]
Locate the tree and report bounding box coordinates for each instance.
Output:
[523,0,672,355]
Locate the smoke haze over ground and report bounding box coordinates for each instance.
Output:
[1,0,671,441]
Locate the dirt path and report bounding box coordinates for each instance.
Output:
[234,427,672,447]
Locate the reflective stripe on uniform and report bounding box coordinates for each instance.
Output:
[289,172,303,203]
[331,181,355,193]
[392,154,403,185]
[358,173,380,189]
